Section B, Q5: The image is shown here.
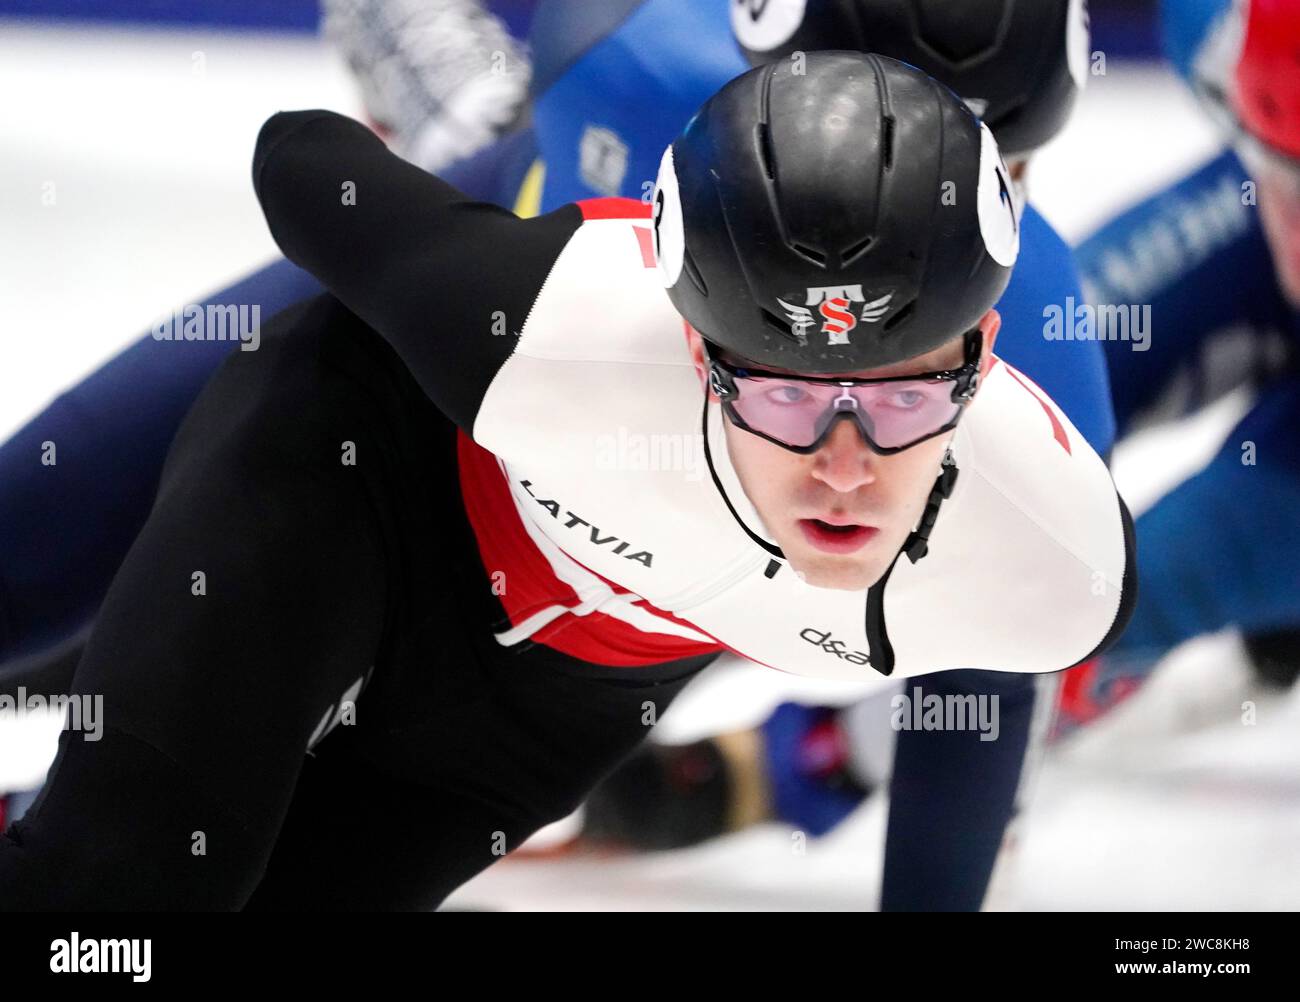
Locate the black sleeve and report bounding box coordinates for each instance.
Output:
[252,109,581,434]
[0,299,388,909]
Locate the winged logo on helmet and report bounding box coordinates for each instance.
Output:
[859,292,893,323]
[776,297,816,342]
[776,286,894,346]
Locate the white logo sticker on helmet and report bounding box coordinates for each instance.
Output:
[976,123,1020,267]
[1067,0,1091,90]
[651,145,685,288]
[777,286,895,347]
[777,297,816,342]
[730,0,808,53]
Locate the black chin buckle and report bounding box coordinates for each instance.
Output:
[903,451,959,564]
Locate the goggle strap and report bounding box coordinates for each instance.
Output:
[903,448,960,565]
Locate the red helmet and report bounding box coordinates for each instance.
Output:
[1234,0,1300,159]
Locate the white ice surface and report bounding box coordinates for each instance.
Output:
[2,21,1295,909]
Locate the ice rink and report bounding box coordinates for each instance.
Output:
[2,18,1297,910]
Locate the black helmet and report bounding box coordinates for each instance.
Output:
[652,51,1019,374]
[731,0,1091,157]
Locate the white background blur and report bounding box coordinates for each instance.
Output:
[1,17,1297,910]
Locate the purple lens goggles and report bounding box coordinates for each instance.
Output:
[706,329,982,455]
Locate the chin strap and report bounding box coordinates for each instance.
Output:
[902,447,959,565]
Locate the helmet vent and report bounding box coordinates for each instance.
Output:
[882,298,915,332]
[881,115,896,171]
[840,235,874,265]
[790,242,827,266]
[761,307,797,339]
[756,122,777,181]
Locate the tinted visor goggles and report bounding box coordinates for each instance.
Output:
[705,329,983,455]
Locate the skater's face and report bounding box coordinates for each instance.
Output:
[687,312,1000,592]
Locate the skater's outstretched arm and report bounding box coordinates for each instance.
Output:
[880,668,1037,912]
[254,109,581,436]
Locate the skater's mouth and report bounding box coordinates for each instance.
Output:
[798,518,878,554]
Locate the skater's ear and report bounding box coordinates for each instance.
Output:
[684,322,711,392]
[978,309,1001,384]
